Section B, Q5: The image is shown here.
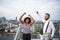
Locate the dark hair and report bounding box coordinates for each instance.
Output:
[45,13,50,17]
[24,17,31,24]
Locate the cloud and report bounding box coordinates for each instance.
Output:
[0,0,60,20]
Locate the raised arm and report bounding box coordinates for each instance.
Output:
[36,11,45,23]
[19,12,26,24]
[28,14,35,26]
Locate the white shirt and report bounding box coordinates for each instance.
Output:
[43,19,55,37]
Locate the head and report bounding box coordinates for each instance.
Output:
[45,13,50,20]
[24,17,31,24]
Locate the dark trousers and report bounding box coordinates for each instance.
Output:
[23,33,31,40]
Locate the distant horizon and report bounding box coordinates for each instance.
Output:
[0,16,60,22]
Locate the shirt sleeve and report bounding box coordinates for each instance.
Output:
[50,21,56,38]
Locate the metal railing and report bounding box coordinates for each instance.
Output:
[13,24,21,40]
[13,24,40,40]
[13,23,60,40]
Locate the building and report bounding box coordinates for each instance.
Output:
[0,17,20,32]
[0,17,8,31]
[0,17,8,24]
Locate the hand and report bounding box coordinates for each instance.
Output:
[50,37,53,40]
[22,12,26,16]
[28,14,31,17]
[36,11,39,15]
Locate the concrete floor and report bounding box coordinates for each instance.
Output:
[20,38,59,40]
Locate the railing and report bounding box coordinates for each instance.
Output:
[13,24,40,40]
[13,23,60,40]
[13,24,21,40]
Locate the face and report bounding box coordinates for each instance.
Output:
[45,14,49,20]
[26,19,29,24]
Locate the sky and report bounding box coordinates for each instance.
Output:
[0,0,60,21]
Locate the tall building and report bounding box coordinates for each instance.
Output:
[15,17,17,22]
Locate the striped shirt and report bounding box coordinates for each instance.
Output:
[22,25,31,34]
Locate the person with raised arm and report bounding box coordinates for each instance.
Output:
[36,11,55,40]
[19,12,35,40]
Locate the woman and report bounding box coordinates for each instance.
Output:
[19,12,35,40]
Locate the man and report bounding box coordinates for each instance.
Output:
[36,11,55,40]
